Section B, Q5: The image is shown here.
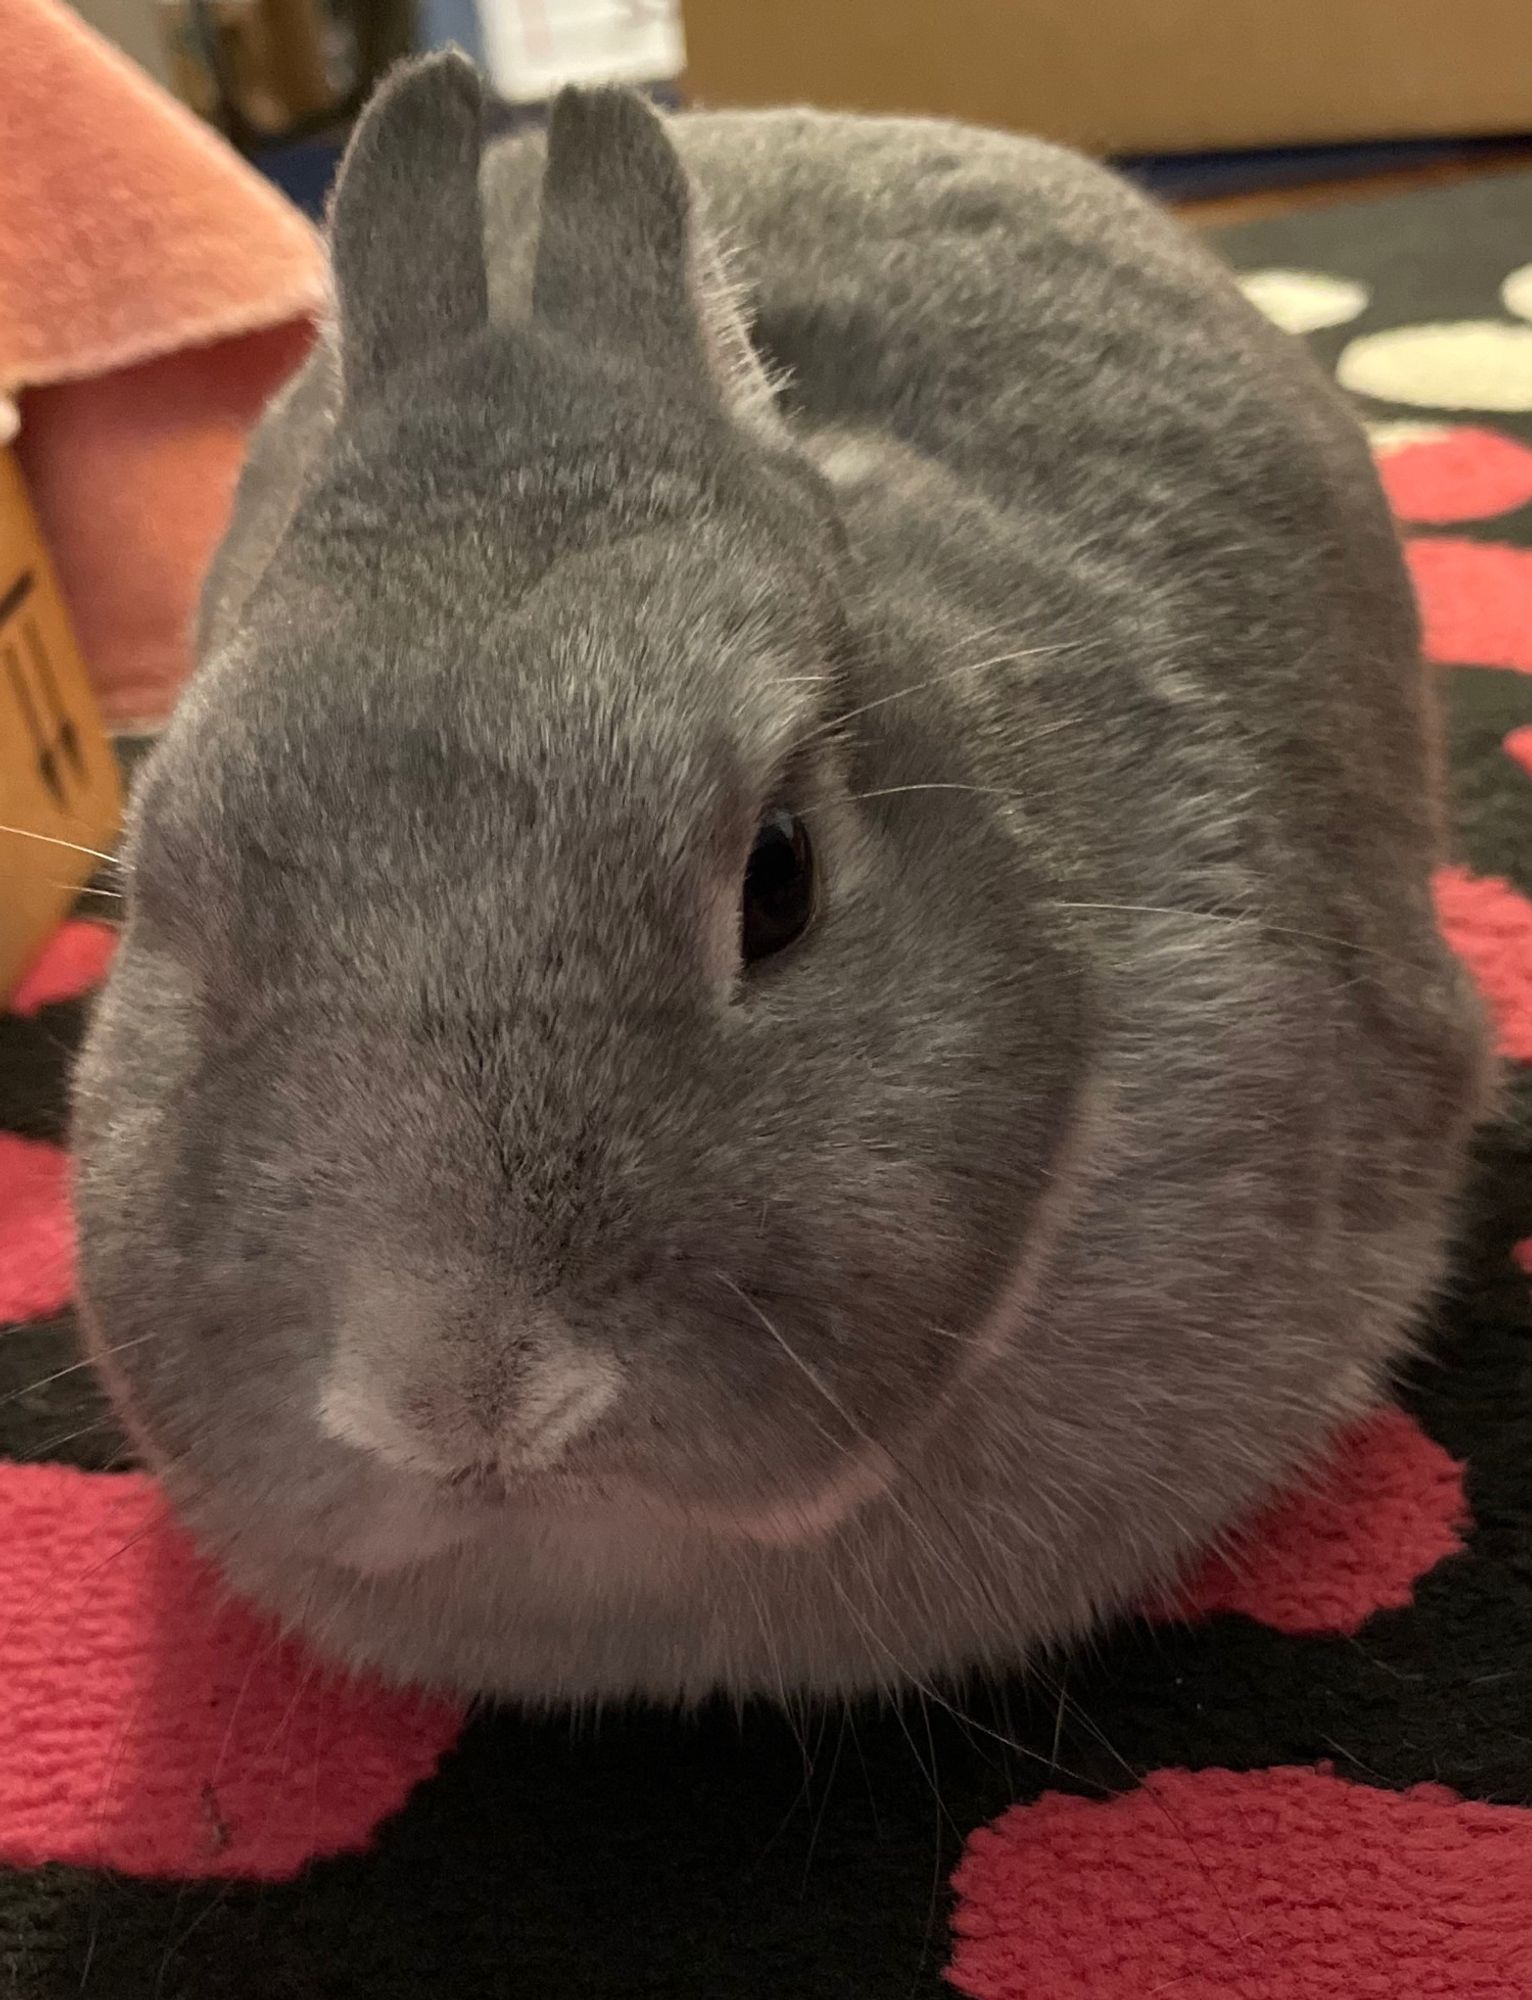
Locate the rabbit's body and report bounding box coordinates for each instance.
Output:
[73,67,1488,1703]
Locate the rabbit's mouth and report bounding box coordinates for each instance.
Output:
[325,1436,901,1577]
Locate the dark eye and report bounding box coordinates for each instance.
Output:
[741,809,816,963]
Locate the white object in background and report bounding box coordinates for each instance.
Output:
[1237,270,1370,337]
[1339,322,1532,413]
[1501,264,1532,325]
[474,0,683,104]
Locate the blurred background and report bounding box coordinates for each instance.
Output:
[68,0,1532,222]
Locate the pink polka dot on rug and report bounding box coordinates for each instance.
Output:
[1406,538,1532,672]
[1433,863,1532,1061]
[948,1766,1532,1999]
[0,1135,73,1322]
[0,1460,463,1880]
[8,920,117,1017]
[1378,426,1532,524]
[1505,725,1532,780]
[1165,1407,1465,1635]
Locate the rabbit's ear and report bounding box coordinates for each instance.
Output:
[327,50,489,401]
[531,86,782,430]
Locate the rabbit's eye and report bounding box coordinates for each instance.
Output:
[742,809,816,963]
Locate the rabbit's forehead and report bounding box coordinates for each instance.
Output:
[146,600,824,932]
[297,527,835,784]
[506,541,833,736]
[165,467,841,912]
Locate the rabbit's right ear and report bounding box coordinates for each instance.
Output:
[531,86,784,434]
[327,50,489,402]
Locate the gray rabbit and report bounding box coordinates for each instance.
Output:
[72,52,1490,1703]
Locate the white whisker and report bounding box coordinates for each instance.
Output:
[717,1275,1000,1640]
[827,780,1032,813]
[1043,899,1429,977]
[0,1333,158,1412]
[0,822,124,869]
[815,640,1085,740]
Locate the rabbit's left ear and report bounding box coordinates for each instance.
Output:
[326,50,489,403]
[530,86,782,432]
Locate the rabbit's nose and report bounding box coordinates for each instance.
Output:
[316,1313,620,1482]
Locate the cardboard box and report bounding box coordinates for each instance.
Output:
[0,447,121,1003]
[680,0,1532,156]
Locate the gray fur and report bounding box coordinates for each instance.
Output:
[331,52,489,397]
[72,54,1490,1704]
